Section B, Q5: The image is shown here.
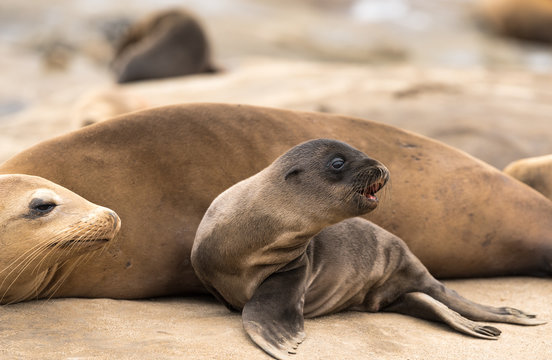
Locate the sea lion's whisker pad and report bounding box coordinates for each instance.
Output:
[191,139,545,360]
[47,238,110,249]
[46,215,119,249]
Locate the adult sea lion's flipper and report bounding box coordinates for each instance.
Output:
[242,260,308,360]
[384,292,502,339]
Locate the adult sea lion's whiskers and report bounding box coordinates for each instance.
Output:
[0,242,53,304]
[0,216,114,304]
[31,226,84,275]
[0,231,67,287]
[0,230,67,276]
[0,228,79,303]
[44,259,83,301]
[45,222,114,301]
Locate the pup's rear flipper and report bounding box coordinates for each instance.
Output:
[384,292,502,339]
[426,282,546,326]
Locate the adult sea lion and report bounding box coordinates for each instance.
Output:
[112,9,217,83]
[0,103,551,302]
[191,139,544,359]
[504,154,552,200]
[0,174,120,304]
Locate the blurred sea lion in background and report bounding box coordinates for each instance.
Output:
[504,154,552,200]
[73,89,148,127]
[112,9,218,83]
[477,0,552,43]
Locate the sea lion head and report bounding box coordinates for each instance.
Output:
[0,174,121,304]
[271,138,389,223]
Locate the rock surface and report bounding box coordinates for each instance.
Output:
[0,278,550,359]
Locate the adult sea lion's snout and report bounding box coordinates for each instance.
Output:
[106,208,122,234]
[46,206,121,250]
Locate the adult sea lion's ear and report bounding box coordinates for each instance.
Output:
[242,257,308,359]
[284,166,303,181]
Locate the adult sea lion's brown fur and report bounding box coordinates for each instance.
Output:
[0,103,551,302]
[192,139,543,359]
[112,9,217,83]
[504,154,552,200]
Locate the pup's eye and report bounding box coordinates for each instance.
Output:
[329,158,345,170]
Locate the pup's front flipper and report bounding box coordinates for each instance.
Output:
[242,258,309,360]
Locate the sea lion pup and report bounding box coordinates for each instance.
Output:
[112,9,217,83]
[504,154,552,200]
[476,0,552,43]
[192,139,543,360]
[0,174,120,305]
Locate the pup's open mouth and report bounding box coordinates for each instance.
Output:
[359,179,386,202]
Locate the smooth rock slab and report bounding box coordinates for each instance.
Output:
[0,278,550,360]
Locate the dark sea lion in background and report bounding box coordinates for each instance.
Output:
[0,174,120,304]
[504,154,552,200]
[0,104,552,303]
[476,0,552,43]
[192,139,543,359]
[112,9,217,83]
